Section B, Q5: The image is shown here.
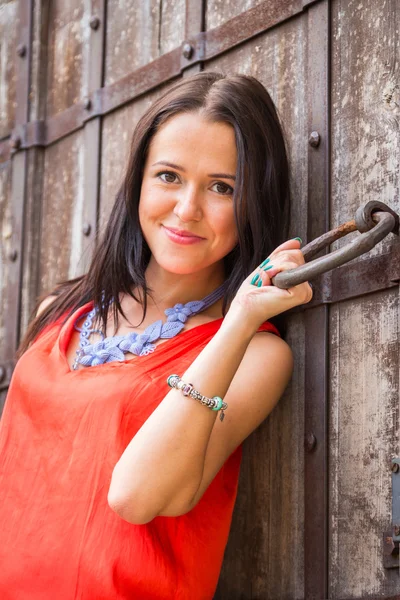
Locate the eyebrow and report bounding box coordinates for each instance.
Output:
[151,160,236,182]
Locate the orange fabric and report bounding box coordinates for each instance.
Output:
[0,302,281,599]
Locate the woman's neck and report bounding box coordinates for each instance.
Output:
[141,260,227,313]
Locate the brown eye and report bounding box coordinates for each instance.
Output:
[212,182,234,196]
[158,171,178,184]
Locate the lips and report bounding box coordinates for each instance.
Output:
[163,226,205,240]
[162,225,205,245]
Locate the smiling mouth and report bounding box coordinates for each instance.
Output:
[162,225,205,244]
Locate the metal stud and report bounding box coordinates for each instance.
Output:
[83,97,92,111]
[10,136,21,151]
[182,43,194,59]
[82,223,91,236]
[16,44,27,57]
[305,432,317,452]
[89,16,100,30]
[8,249,18,262]
[309,131,321,148]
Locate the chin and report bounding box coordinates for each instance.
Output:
[155,261,203,275]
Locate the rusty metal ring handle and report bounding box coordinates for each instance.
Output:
[272,201,399,289]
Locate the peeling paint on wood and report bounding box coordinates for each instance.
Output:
[104,0,185,87]
[329,291,399,597]
[39,132,85,294]
[46,0,85,116]
[0,0,18,137]
[331,0,400,260]
[206,0,265,30]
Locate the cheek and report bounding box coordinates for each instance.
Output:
[139,186,169,224]
[211,208,238,245]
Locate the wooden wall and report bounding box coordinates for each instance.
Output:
[1,1,399,598]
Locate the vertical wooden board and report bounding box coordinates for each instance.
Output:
[46,0,87,117]
[206,0,266,30]
[0,160,13,359]
[99,81,177,226]
[29,0,50,122]
[329,290,399,598]
[104,0,185,87]
[216,316,305,600]
[0,0,18,137]
[330,0,400,259]
[39,131,86,295]
[206,19,308,597]
[20,148,45,334]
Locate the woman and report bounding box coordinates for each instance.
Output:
[0,71,312,599]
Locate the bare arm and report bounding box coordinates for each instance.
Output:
[108,312,293,524]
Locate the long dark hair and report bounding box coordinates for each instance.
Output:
[17,71,291,358]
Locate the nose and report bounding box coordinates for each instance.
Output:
[173,185,202,222]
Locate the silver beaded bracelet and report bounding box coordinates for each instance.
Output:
[166,374,228,422]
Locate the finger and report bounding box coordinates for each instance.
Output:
[269,238,303,257]
[247,240,302,286]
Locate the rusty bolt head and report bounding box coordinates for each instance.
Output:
[182,43,194,60]
[82,223,91,236]
[305,432,317,453]
[10,136,21,151]
[17,44,27,58]
[392,462,400,473]
[309,131,321,148]
[0,366,5,383]
[8,249,18,262]
[83,97,92,110]
[89,16,100,30]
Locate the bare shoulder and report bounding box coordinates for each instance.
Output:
[36,295,58,317]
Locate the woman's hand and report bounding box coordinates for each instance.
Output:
[227,238,313,331]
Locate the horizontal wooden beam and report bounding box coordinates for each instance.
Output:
[0,0,325,160]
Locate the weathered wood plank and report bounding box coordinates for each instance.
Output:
[0,0,18,138]
[206,0,265,30]
[329,290,399,598]
[104,0,185,87]
[38,132,86,294]
[329,3,400,594]
[0,160,13,359]
[330,0,400,259]
[46,0,86,117]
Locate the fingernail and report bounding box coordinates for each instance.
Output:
[257,280,263,287]
[263,264,273,271]
[293,237,302,243]
[251,274,260,285]
[259,258,270,268]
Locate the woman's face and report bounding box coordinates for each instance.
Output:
[139,112,238,276]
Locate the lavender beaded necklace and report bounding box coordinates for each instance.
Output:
[71,281,228,370]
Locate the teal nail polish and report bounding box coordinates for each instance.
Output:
[263,264,273,271]
[251,274,260,285]
[294,237,302,243]
[257,280,262,287]
[259,258,270,268]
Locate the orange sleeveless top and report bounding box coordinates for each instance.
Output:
[0,302,281,599]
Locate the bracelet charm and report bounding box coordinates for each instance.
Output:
[167,374,228,422]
